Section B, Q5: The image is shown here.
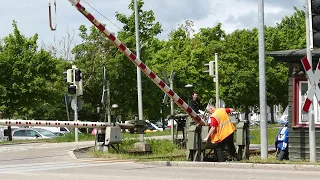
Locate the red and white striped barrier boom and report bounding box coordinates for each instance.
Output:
[0,119,134,129]
[67,0,206,126]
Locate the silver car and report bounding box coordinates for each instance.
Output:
[11,128,56,140]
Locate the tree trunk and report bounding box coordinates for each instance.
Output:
[245,106,250,120]
[270,105,275,124]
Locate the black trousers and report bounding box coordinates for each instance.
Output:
[215,132,236,162]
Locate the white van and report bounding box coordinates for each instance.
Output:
[34,127,70,136]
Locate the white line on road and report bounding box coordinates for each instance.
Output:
[0,161,133,174]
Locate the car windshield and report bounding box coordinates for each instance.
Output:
[33,128,56,137]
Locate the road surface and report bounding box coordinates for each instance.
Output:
[0,141,318,180]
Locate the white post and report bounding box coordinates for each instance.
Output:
[305,0,316,163]
[107,80,111,124]
[71,65,79,143]
[215,53,219,108]
[258,0,268,159]
[134,0,144,142]
[74,94,78,143]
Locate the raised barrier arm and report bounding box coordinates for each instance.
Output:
[67,0,206,126]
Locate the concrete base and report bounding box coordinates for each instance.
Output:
[95,145,108,152]
[134,142,151,152]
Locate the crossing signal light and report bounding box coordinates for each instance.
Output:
[68,85,76,94]
[204,61,214,77]
[74,69,83,96]
[75,69,82,82]
[63,69,73,83]
[311,0,320,48]
[64,66,83,96]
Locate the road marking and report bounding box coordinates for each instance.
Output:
[0,161,133,174]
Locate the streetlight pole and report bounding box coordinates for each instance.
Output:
[185,84,193,105]
[134,0,144,142]
[111,104,119,126]
[305,0,316,163]
[258,0,268,159]
[214,53,219,108]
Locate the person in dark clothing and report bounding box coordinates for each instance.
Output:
[190,92,201,114]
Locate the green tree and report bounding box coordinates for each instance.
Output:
[114,0,163,120]
[276,7,306,50]
[150,21,226,111]
[72,0,163,121]
[218,28,260,117]
[265,26,288,123]
[72,25,117,122]
[0,21,68,119]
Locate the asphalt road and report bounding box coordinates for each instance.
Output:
[0,141,318,180]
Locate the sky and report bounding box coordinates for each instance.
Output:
[0,0,305,48]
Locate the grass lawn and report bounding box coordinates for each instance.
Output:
[249,127,280,145]
[90,139,186,161]
[0,125,281,145]
[243,153,320,165]
[89,138,320,165]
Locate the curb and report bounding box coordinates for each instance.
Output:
[68,149,78,160]
[68,146,320,172]
[67,146,135,163]
[68,145,93,160]
[139,161,320,172]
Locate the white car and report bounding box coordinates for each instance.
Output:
[11,128,56,140]
[34,126,70,136]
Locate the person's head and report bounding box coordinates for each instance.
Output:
[192,92,198,100]
[206,104,215,114]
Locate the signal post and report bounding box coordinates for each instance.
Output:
[64,65,83,142]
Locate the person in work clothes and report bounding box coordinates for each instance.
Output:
[203,105,237,162]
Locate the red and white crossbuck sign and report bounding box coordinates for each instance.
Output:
[301,56,320,112]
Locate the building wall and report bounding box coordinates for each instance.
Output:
[288,65,320,161]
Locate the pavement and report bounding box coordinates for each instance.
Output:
[2,138,320,179]
[67,142,320,172]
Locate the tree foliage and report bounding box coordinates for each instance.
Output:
[0,21,68,119]
[0,3,305,123]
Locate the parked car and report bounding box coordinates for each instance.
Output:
[11,128,56,140]
[145,120,163,132]
[34,126,70,136]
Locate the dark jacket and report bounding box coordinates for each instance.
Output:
[190,98,201,114]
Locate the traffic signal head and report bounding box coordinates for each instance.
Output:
[63,69,73,83]
[68,85,77,94]
[311,0,320,48]
[75,69,82,82]
[204,61,214,77]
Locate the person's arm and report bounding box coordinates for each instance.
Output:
[204,126,216,142]
[197,99,201,111]
[225,108,235,114]
[203,117,218,142]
